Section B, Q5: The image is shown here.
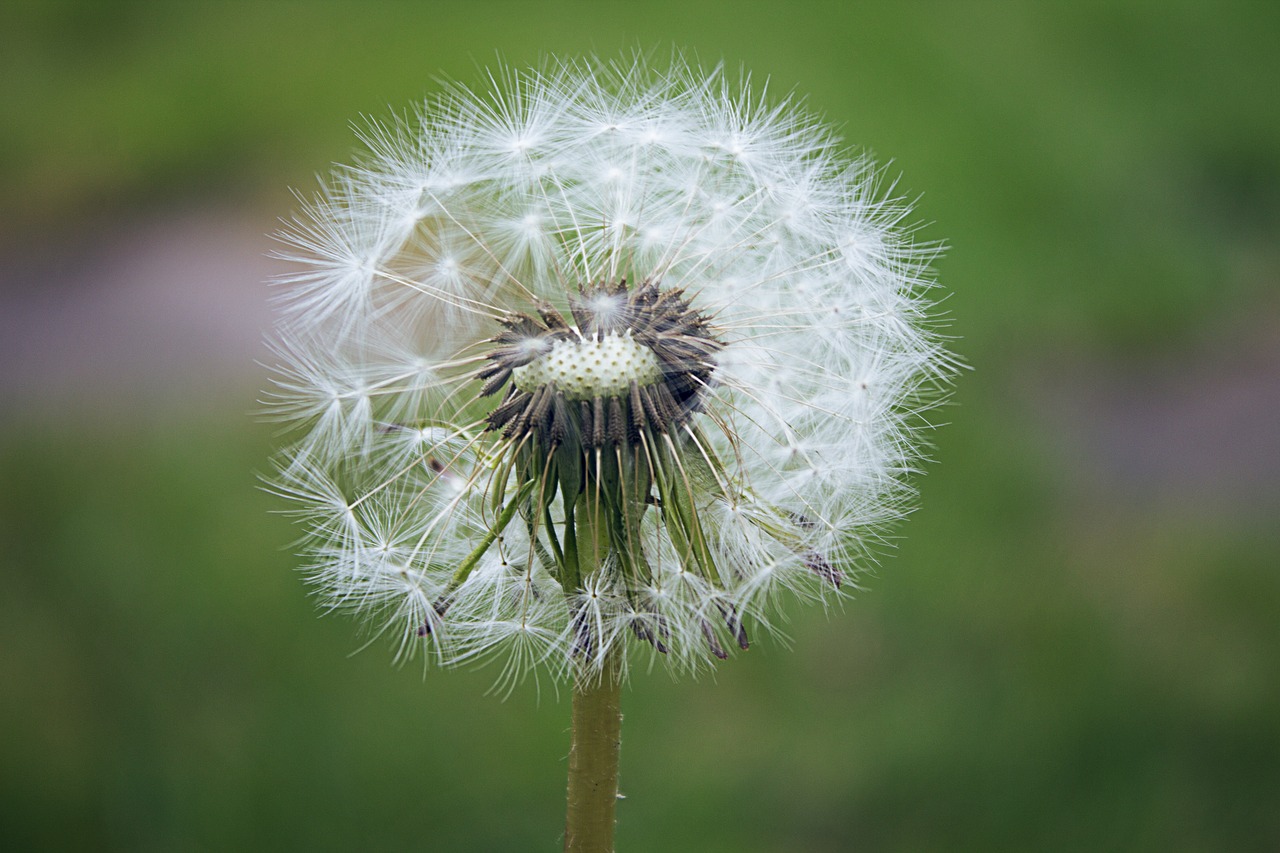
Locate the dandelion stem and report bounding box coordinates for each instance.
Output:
[564,646,623,853]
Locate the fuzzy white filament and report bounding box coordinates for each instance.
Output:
[266,55,954,686]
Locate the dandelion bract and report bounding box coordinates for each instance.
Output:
[266,55,954,684]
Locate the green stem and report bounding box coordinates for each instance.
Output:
[564,647,623,852]
[449,481,533,587]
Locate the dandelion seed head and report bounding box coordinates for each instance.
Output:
[266,53,956,683]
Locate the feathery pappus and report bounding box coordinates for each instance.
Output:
[265,54,956,687]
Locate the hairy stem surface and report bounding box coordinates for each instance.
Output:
[565,648,623,852]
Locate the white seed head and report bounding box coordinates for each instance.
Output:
[513,332,662,401]
[265,53,958,684]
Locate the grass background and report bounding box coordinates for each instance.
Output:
[2,1,1278,850]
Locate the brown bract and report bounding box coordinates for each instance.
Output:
[480,279,723,450]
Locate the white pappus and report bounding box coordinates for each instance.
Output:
[265,54,956,687]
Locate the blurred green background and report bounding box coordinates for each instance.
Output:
[2,1,1277,850]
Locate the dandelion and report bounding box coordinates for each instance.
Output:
[266,53,954,851]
